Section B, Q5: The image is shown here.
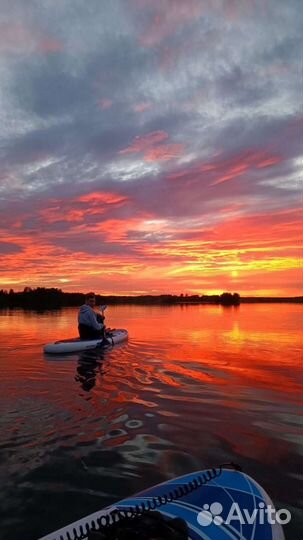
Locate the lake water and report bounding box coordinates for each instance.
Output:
[0,304,302,540]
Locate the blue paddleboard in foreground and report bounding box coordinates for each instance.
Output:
[38,467,285,540]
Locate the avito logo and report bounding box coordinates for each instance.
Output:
[197,501,291,527]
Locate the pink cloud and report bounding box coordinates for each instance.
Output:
[144,144,184,162]
[133,0,205,47]
[256,157,282,169]
[98,98,113,110]
[39,39,63,53]
[120,130,184,162]
[120,131,168,154]
[211,151,282,185]
[133,102,152,113]
[168,149,283,186]
[158,35,201,71]
[159,46,180,70]
[211,164,249,186]
[264,63,292,77]
[0,23,62,55]
[223,0,264,21]
[0,23,34,53]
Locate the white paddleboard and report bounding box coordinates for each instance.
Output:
[43,329,128,354]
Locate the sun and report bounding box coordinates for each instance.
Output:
[231,270,239,278]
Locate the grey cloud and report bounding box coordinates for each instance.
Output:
[14,58,92,117]
[0,241,22,254]
[52,235,137,257]
[0,0,301,221]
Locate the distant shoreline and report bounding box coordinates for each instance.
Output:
[234,297,302,303]
[0,288,302,309]
[170,297,302,304]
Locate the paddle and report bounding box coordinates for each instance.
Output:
[99,305,107,314]
[98,306,116,346]
[98,305,109,341]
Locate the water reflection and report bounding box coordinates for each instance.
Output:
[0,304,302,540]
[75,349,106,393]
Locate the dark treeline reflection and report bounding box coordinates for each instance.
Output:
[0,287,242,309]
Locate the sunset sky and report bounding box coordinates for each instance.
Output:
[0,0,301,296]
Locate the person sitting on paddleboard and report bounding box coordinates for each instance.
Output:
[78,292,105,340]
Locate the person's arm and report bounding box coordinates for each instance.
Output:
[87,307,103,331]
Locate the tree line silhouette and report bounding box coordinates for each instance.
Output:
[0,287,242,309]
[0,288,301,310]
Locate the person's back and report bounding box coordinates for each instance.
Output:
[78,292,104,339]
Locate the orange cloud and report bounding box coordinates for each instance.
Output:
[1,191,301,295]
[38,192,129,224]
[76,192,127,205]
[39,207,85,224]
